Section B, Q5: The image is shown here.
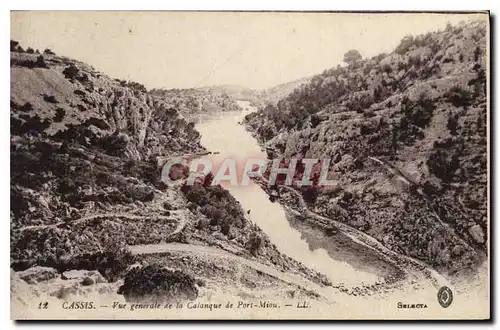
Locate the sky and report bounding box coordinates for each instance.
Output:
[10,12,484,90]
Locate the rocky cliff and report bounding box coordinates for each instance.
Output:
[10,43,328,308]
[245,20,489,277]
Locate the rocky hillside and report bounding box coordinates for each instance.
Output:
[245,20,488,277]
[10,42,329,309]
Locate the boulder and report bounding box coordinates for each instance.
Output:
[469,224,485,244]
[62,270,107,285]
[17,266,59,284]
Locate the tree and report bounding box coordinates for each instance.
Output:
[343,49,362,66]
[62,64,79,80]
[396,35,414,55]
[10,40,19,51]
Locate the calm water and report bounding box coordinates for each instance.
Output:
[195,101,381,286]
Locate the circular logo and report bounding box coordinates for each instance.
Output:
[437,286,453,308]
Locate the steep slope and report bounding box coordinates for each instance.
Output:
[10,44,330,310]
[245,20,488,277]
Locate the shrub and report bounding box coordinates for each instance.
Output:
[35,55,48,68]
[427,149,459,183]
[447,112,459,135]
[78,73,90,83]
[11,55,48,69]
[43,48,55,55]
[394,95,435,144]
[43,94,58,104]
[118,265,198,303]
[11,114,51,135]
[63,64,80,80]
[401,94,435,129]
[445,86,472,108]
[302,186,319,204]
[382,64,393,73]
[10,40,19,52]
[468,69,486,97]
[10,40,25,53]
[474,46,481,62]
[54,108,66,123]
[11,101,34,112]
[182,182,247,236]
[99,133,130,156]
[246,232,263,256]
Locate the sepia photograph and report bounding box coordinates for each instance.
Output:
[9,11,490,320]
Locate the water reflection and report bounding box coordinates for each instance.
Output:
[195,101,381,286]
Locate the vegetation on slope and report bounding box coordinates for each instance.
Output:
[10,42,327,298]
[245,20,488,277]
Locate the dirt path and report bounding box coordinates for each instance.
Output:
[128,242,339,302]
[17,212,180,232]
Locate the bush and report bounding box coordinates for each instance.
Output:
[43,94,59,104]
[63,64,80,80]
[427,149,459,183]
[11,55,48,69]
[11,101,34,112]
[382,64,393,73]
[394,95,435,144]
[43,48,55,55]
[54,108,66,123]
[99,133,130,156]
[447,112,459,135]
[118,265,198,303]
[35,55,48,68]
[10,40,19,52]
[64,248,136,282]
[401,94,435,129]
[246,232,263,256]
[181,182,247,236]
[11,114,51,136]
[445,86,472,108]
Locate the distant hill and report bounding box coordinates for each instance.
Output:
[150,87,242,118]
[200,77,312,108]
[197,84,258,102]
[257,76,311,106]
